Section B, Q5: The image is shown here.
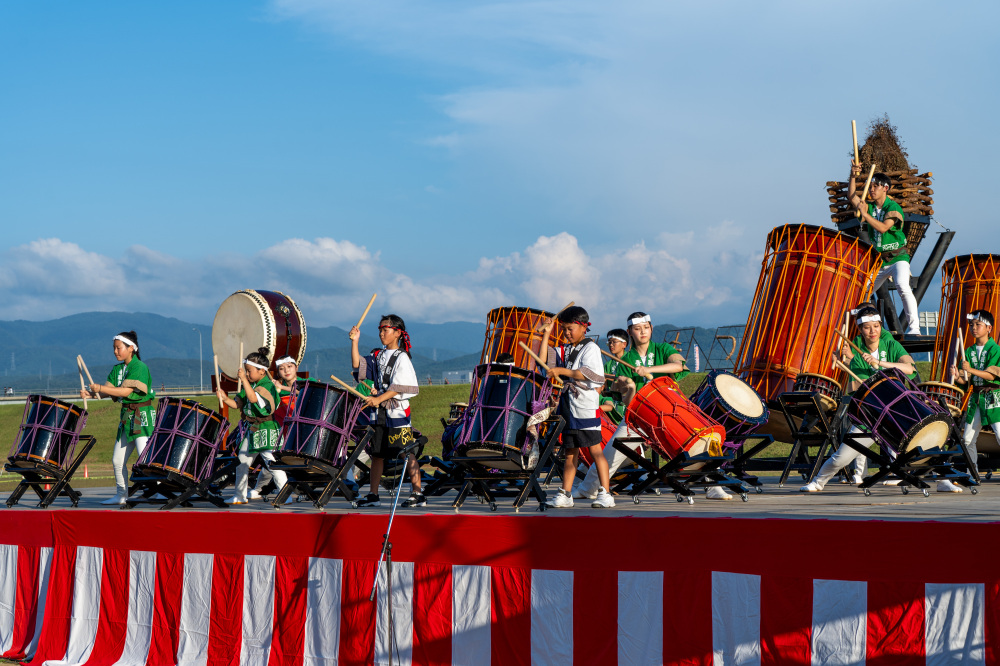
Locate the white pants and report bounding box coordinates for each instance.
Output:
[812,426,870,489]
[962,410,1000,475]
[873,261,920,334]
[578,421,643,496]
[112,432,148,494]
[235,438,287,499]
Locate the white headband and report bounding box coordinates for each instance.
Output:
[857,315,881,324]
[242,358,269,370]
[627,315,651,327]
[114,335,137,350]
[607,334,628,343]
[275,356,296,366]
[968,313,990,322]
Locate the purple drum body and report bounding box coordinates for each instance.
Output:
[137,398,227,482]
[689,370,769,448]
[8,395,87,470]
[279,380,365,466]
[848,368,953,454]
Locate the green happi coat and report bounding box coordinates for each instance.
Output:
[847,330,915,389]
[108,357,157,442]
[600,356,627,424]
[236,374,281,452]
[864,196,909,266]
[621,341,690,391]
[965,339,1000,426]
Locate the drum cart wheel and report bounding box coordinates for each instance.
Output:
[740,492,749,502]
[633,496,640,505]
[922,488,930,498]
[987,471,993,481]
[971,486,979,494]
[490,502,498,512]
[863,488,871,496]
[901,486,909,494]
[755,486,763,494]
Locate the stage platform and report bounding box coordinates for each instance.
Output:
[2,479,999,665]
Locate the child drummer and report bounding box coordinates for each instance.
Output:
[953,310,1000,479]
[574,328,638,500]
[538,306,615,508]
[800,306,933,492]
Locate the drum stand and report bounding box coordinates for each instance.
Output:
[449,417,565,512]
[613,443,750,504]
[725,433,775,492]
[4,435,97,509]
[125,457,239,510]
[843,431,978,497]
[269,428,375,509]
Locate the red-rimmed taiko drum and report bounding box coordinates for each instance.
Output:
[212,290,307,380]
[734,224,881,404]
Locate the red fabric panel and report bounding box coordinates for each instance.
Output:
[760,575,811,666]
[663,570,712,666]
[412,562,452,666]
[147,552,184,666]
[866,580,925,664]
[338,559,375,666]
[987,581,1000,666]
[268,556,307,666]
[491,567,530,666]
[206,554,244,666]
[26,545,76,666]
[84,548,131,666]
[573,568,617,666]
[2,545,40,660]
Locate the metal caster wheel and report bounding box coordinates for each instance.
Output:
[454,507,461,513]
[351,502,358,509]
[971,487,979,495]
[864,488,871,496]
[676,495,684,503]
[755,486,763,494]
[901,487,909,495]
[490,503,497,512]
[987,471,993,481]
[922,489,930,498]
[740,493,749,502]
[653,488,662,496]
[633,496,640,505]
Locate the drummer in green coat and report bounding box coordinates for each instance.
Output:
[953,310,1000,478]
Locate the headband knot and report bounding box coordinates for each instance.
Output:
[400,330,412,354]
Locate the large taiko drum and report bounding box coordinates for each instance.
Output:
[458,363,551,470]
[481,307,569,368]
[848,369,952,455]
[689,370,768,447]
[626,376,725,460]
[212,290,307,379]
[136,398,227,482]
[8,395,87,470]
[734,224,881,403]
[278,380,366,467]
[931,255,1000,385]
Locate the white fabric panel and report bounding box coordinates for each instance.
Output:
[925,583,985,665]
[530,569,574,666]
[375,560,413,666]
[712,571,761,666]
[112,550,156,666]
[812,579,867,666]
[304,558,342,666]
[618,571,663,666]
[0,545,17,653]
[177,553,214,666]
[26,547,54,659]
[452,565,491,666]
[240,555,276,666]
[44,546,103,666]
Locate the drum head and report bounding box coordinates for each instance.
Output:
[714,373,766,419]
[213,291,276,378]
[905,420,951,453]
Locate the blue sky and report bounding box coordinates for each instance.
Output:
[1,1,998,332]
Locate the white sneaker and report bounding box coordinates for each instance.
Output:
[248,489,262,500]
[706,486,733,500]
[851,475,864,484]
[101,492,126,505]
[883,479,901,486]
[800,481,823,493]
[936,479,963,493]
[545,489,574,508]
[592,488,615,508]
[226,495,247,505]
[573,486,598,500]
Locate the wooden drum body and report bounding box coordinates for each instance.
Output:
[8,395,87,470]
[481,307,568,368]
[793,373,843,413]
[919,382,964,419]
[212,290,307,379]
[931,254,1000,385]
[735,224,881,403]
[848,369,952,455]
[626,377,725,461]
[137,398,226,482]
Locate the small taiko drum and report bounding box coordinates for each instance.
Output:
[448,402,468,423]
[919,382,964,419]
[480,307,568,369]
[137,398,227,482]
[8,395,87,470]
[848,369,952,455]
[793,373,843,412]
[212,290,307,380]
[689,370,768,447]
[278,380,366,467]
[626,377,725,460]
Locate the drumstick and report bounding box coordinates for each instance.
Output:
[238,341,244,388]
[517,342,564,389]
[832,357,863,384]
[855,164,877,218]
[328,374,371,400]
[77,357,88,410]
[356,293,377,330]
[214,354,222,393]
[600,349,638,372]
[77,355,96,386]
[852,119,859,166]
[833,328,872,366]
[532,301,575,332]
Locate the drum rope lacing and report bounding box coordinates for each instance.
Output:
[456,370,553,456]
[139,398,226,481]
[12,397,86,470]
[281,382,366,466]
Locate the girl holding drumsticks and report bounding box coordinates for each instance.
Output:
[81,331,156,505]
